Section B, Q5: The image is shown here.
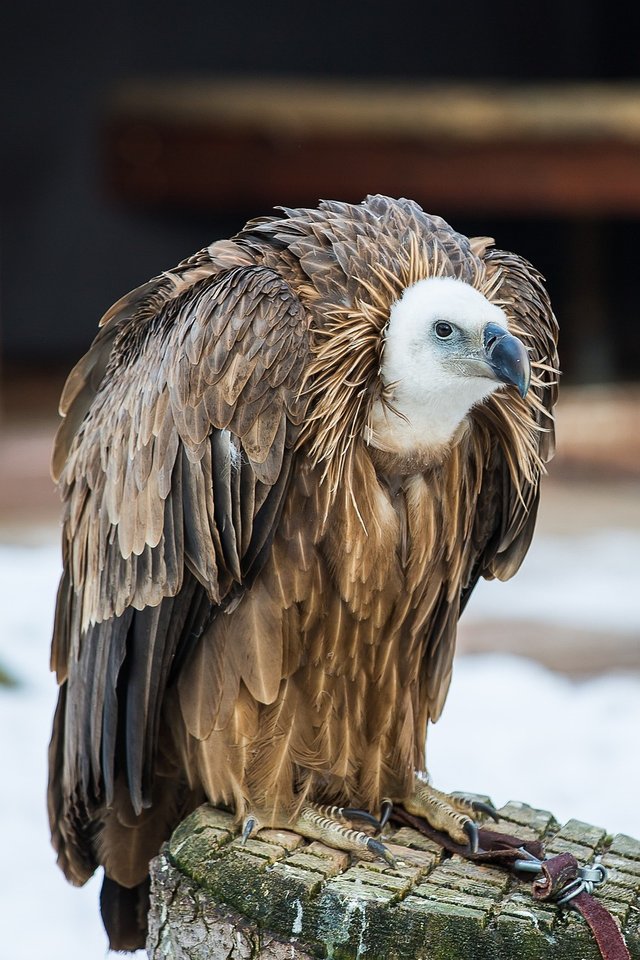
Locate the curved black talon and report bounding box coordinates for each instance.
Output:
[377,798,394,834]
[471,799,500,823]
[241,816,257,844]
[463,820,479,855]
[341,807,382,830]
[366,836,398,869]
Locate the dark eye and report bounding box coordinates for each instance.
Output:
[434,321,453,339]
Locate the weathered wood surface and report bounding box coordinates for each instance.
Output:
[146,801,640,959]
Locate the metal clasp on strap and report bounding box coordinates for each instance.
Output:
[555,863,609,905]
[513,847,545,873]
[514,847,609,904]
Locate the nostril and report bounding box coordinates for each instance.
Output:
[483,322,508,355]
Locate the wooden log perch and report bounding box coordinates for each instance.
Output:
[146,802,640,959]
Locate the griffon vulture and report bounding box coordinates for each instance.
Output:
[48,196,558,949]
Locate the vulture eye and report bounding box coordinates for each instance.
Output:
[434,321,453,339]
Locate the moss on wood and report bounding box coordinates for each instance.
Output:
[146,801,640,959]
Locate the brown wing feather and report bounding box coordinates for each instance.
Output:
[49,248,309,885]
[474,246,558,578]
[419,248,559,724]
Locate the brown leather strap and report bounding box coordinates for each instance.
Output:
[531,850,581,900]
[530,852,631,960]
[391,809,631,960]
[391,807,546,863]
[571,893,632,960]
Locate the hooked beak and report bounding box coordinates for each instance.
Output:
[482,323,531,399]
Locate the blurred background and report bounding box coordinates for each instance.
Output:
[1,1,639,957]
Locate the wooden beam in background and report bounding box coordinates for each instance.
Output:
[104,81,640,216]
[107,123,640,216]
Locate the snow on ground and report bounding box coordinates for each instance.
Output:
[460,528,640,634]
[0,533,638,960]
[429,654,640,833]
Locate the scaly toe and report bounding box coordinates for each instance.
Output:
[293,804,398,868]
[401,780,496,852]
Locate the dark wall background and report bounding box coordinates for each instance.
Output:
[2,0,640,377]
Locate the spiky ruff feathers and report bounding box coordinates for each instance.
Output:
[254,200,557,507]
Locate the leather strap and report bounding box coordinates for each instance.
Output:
[531,853,631,960]
[531,850,580,899]
[390,809,631,960]
[571,893,632,960]
[391,807,546,863]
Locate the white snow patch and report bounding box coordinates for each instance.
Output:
[427,653,640,836]
[0,544,144,960]
[461,530,640,634]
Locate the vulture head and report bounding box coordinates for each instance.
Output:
[370,276,531,456]
[264,197,556,492]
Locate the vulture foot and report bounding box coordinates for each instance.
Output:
[399,781,499,853]
[242,803,397,867]
[293,804,398,866]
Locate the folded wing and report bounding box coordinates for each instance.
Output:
[49,254,309,883]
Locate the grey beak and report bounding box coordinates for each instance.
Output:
[483,323,531,399]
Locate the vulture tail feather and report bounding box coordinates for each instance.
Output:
[100,876,149,952]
